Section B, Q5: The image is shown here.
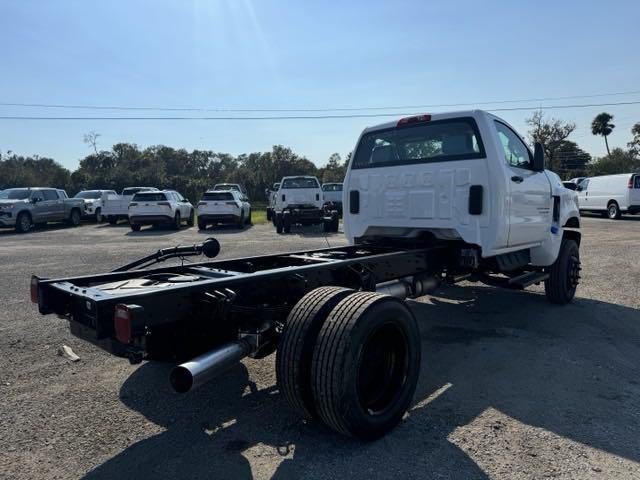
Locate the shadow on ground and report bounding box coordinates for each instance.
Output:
[196,224,256,235]
[83,286,640,480]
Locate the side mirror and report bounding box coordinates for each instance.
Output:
[532,142,545,172]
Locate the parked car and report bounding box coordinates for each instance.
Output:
[102,187,159,224]
[266,182,280,221]
[197,189,251,230]
[322,182,343,215]
[0,187,85,233]
[74,189,116,222]
[576,173,640,219]
[272,175,338,233]
[128,190,194,231]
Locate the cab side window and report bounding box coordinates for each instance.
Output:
[31,191,44,202]
[494,121,532,169]
[578,179,589,191]
[43,189,58,200]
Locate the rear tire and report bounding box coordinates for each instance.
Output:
[283,212,292,233]
[130,223,141,232]
[198,220,207,230]
[266,208,272,221]
[275,213,283,234]
[95,208,103,223]
[108,216,117,225]
[187,209,195,227]
[607,201,621,219]
[15,212,32,233]
[545,238,580,304]
[68,208,81,226]
[276,287,355,419]
[173,212,181,230]
[311,292,421,440]
[237,212,245,229]
[246,208,252,225]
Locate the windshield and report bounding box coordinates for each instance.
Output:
[132,192,167,201]
[202,192,234,201]
[74,191,102,199]
[352,118,484,169]
[282,177,319,189]
[0,189,31,200]
[322,184,343,191]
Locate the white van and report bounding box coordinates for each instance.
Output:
[576,173,640,219]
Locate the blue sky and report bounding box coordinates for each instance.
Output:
[1,0,639,170]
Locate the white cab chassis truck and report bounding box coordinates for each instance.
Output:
[32,111,580,442]
[272,175,339,233]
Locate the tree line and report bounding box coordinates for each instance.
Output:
[1,112,639,201]
[0,145,348,203]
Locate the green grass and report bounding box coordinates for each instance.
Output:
[251,208,269,225]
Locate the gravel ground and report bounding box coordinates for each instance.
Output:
[1,216,639,480]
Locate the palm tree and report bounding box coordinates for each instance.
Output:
[591,112,615,156]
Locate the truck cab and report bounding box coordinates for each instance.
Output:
[343,110,580,267]
[273,176,338,233]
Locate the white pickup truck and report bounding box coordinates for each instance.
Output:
[101,187,158,224]
[272,176,339,233]
[344,109,581,304]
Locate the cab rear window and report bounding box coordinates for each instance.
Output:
[352,117,485,169]
[202,192,234,201]
[282,178,319,189]
[132,193,167,201]
[322,184,343,191]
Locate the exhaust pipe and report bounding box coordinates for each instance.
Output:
[170,340,251,393]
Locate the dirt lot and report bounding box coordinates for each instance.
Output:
[1,216,639,480]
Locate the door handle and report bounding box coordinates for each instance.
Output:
[511,176,524,183]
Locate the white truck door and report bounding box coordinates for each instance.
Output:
[630,174,640,207]
[493,121,551,247]
[577,179,589,209]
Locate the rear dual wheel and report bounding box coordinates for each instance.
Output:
[173,212,181,230]
[276,289,421,440]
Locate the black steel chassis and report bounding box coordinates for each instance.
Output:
[34,242,450,363]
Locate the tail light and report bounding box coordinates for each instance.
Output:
[129,202,138,207]
[114,304,132,344]
[397,114,431,126]
[30,276,40,304]
[158,202,171,206]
